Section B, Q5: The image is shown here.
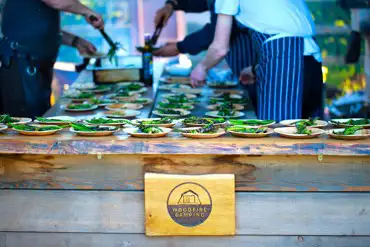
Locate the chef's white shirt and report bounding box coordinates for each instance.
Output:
[215,0,322,62]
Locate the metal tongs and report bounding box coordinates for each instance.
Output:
[149,17,165,46]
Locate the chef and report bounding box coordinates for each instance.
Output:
[153,0,257,110]
[0,0,104,118]
[191,0,323,121]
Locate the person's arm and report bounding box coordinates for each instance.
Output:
[62,30,97,55]
[40,0,104,29]
[177,12,217,55]
[190,14,233,86]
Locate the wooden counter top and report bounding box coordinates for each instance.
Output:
[0,129,368,155]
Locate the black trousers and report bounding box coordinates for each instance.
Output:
[0,56,54,118]
[303,56,324,119]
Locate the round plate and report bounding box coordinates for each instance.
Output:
[0,124,8,132]
[4,117,32,125]
[83,118,130,127]
[34,116,76,125]
[228,128,274,138]
[274,127,324,139]
[65,105,98,112]
[116,82,145,88]
[229,119,276,127]
[152,109,191,118]
[157,104,194,111]
[89,99,118,107]
[113,94,140,102]
[211,91,244,97]
[82,86,111,94]
[181,118,226,127]
[181,128,226,139]
[210,94,243,100]
[280,119,328,128]
[327,129,369,140]
[208,81,238,88]
[125,127,172,138]
[206,111,245,119]
[329,118,370,129]
[132,118,177,128]
[13,125,63,136]
[159,84,191,90]
[170,88,203,95]
[70,126,119,137]
[160,77,192,85]
[104,110,141,118]
[105,103,144,111]
[163,93,197,99]
[207,104,244,111]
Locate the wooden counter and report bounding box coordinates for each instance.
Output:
[0,70,369,247]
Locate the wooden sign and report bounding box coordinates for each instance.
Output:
[145,173,235,236]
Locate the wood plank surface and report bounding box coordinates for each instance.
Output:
[2,233,370,247]
[0,190,369,235]
[0,130,368,156]
[1,154,369,191]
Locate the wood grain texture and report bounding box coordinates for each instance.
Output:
[0,131,368,155]
[1,154,370,192]
[0,190,369,235]
[2,233,370,247]
[145,173,235,236]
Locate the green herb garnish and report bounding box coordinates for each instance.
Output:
[183,117,225,125]
[11,124,62,132]
[158,102,192,110]
[183,123,219,134]
[292,117,319,126]
[332,119,369,126]
[333,126,363,136]
[229,119,274,126]
[138,124,163,134]
[295,122,312,135]
[228,126,267,133]
[67,104,94,110]
[0,114,20,124]
[139,118,173,125]
[71,123,117,132]
[36,117,70,123]
[157,109,184,115]
[86,118,131,125]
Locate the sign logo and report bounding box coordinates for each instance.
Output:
[167,182,212,227]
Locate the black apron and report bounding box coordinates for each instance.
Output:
[0,0,61,118]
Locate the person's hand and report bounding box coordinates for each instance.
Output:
[85,12,104,30]
[239,65,257,85]
[74,37,97,55]
[153,43,180,57]
[190,63,207,88]
[154,4,174,27]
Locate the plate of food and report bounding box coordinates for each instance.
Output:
[113,91,141,101]
[207,102,244,111]
[208,81,238,88]
[182,116,226,127]
[153,109,191,117]
[159,84,191,91]
[132,118,176,128]
[118,97,153,105]
[329,118,370,129]
[104,110,141,118]
[211,91,244,97]
[0,114,32,125]
[328,127,369,140]
[65,92,96,102]
[210,93,243,100]
[228,126,274,138]
[181,123,226,139]
[125,125,172,138]
[0,124,7,132]
[157,102,194,111]
[280,118,328,128]
[209,97,248,105]
[274,123,324,139]
[105,103,144,111]
[170,88,203,95]
[229,119,276,127]
[34,116,75,125]
[163,94,199,104]
[88,98,117,107]
[70,123,119,137]
[160,76,192,85]
[84,117,131,126]
[65,103,98,112]
[206,110,245,119]
[11,124,64,136]
[163,93,197,99]
[116,82,147,94]
[82,85,111,94]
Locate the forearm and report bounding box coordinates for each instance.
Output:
[61,30,78,47]
[41,0,92,16]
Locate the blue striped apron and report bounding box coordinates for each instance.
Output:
[250,30,305,121]
[225,31,257,111]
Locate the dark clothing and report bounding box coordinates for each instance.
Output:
[302,56,324,119]
[0,0,61,117]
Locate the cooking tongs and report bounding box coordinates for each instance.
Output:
[89,15,119,50]
[150,17,165,46]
